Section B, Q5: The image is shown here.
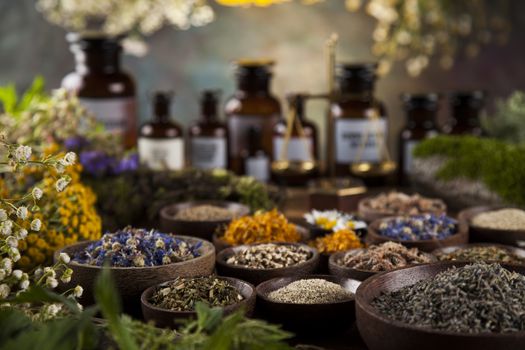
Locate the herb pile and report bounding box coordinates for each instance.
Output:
[309,229,363,254]
[378,214,457,241]
[226,243,311,269]
[363,192,445,216]
[472,208,525,231]
[268,278,353,304]
[174,204,236,221]
[437,246,525,265]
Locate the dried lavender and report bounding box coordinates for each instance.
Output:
[149,276,244,311]
[174,205,235,221]
[72,227,202,267]
[337,242,432,271]
[226,244,311,269]
[379,214,457,241]
[268,279,353,304]
[436,246,525,265]
[372,263,525,333]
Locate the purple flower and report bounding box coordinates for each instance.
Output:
[80,151,115,177]
[64,136,89,151]
[113,153,139,174]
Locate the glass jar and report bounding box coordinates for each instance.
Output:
[62,33,137,148]
[138,92,184,170]
[446,91,485,136]
[189,90,228,170]
[225,60,281,175]
[241,126,270,183]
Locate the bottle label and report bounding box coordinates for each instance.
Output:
[228,114,278,156]
[273,136,313,161]
[191,137,227,169]
[79,97,136,133]
[138,137,184,170]
[334,118,388,163]
[403,131,438,173]
[245,156,269,182]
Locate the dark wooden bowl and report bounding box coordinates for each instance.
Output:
[366,216,468,252]
[356,261,525,350]
[216,243,319,286]
[159,200,250,241]
[358,196,447,223]
[432,243,525,264]
[54,236,215,316]
[141,276,255,329]
[329,248,437,281]
[458,206,525,247]
[256,275,360,334]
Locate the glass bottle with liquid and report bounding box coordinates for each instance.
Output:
[329,63,388,179]
[242,127,270,183]
[138,92,185,171]
[189,90,228,170]
[446,91,485,136]
[62,33,137,148]
[225,60,281,175]
[399,93,440,185]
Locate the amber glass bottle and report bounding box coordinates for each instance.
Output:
[62,33,137,148]
[446,91,485,136]
[225,60,281,175]
[241,126,270,182]
[189,90,228,170]
[398,93,440,185]
[329,63,388,178]
[138,92,184,170]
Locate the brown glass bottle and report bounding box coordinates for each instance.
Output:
[138,92,184,170]
[272,93,319,185]
[189,90,228,170]
[398,93,440,185]
[241,126,270,182]
[446,91,485,136]
[225,60,281,175]
[62,33,137,148]
[329,63,388,178]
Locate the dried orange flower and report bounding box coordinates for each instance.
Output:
[309,228,363,254]
[222,209,300,245]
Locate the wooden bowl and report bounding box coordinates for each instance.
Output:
[432,243,525,264]
[54,236,215,316]
[358,196,447,223]
[366,217,468,252]
[159,200,250,241]
[356,261,525,350]
[141,276,255,329]
[458,206,525,247]
[216,243,319,285]
[256,275,360,333]
[329,248,437,281]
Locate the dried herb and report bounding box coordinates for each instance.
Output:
[309,229,363,254]
[472,208,525,230]
[174,205,236,221]
[226,243,311,269]
[364,192,444,216]
[149,276,244,312]
[437,246,525,264]
[378,214,457,241]
[268,278,353,304]
[372,263,525,333]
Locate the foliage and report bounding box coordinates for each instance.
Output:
[482,91,525,144]
[0,76,47,118]
[413,135,525,206]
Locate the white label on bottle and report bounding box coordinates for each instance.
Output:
[228,115,278,156]
[245,156,269,182]
[79,97,136,133]
[273,136,313,162]
[191,137,227,169]
[334,118,388,163]
[403,140,419,173]
[138,137,184,171]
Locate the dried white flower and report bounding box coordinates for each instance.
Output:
[31,219,42,231]
[73,285,83,298]
[1,258,12,274]
[55,177,69,192]
[12,270,23,280]
[0,209,7,222]
[0,284,10,299]
[16,206,28,220]
[63,152,77,166]
[6,236,18,248]
[59,252,71,264]
[20,280,30,290]
[14,145,32,162]
[46,277,58,289]
[9,247,20,262]
[32,187,44,200]
[16,229,28,240]
[1,220,13,236]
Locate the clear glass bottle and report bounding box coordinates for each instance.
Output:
[189,90,228,170]
[241,126,270,183]
[399,93,440,185]
[446,91,485,136]
[329,63,388,178]
[225,60,281,175]
[62,33,137,149]
[138,92,185,171]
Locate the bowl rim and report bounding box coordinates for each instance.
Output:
[256,274,360,306]
[358,195,447,217]
[432,242,525,265]
[55,234,215,271]
[458,205,525,235]
[216,242,319,272]
[140,275,255,315]
[368,215,466,244]
[356,260,525,338]
[159,200,251,224]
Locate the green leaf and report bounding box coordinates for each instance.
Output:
[18,75,46,113]
[11,285,82,315]
[0,308,33,347]
[0,83,18,115]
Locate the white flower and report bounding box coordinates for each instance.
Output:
[1,258,12,274]
[9,247,20,262]
[59,252,71,264]
[12,270,22,280]
[14,145,32,162]
[45,303,62,317]
[1,220,13,236]
[19,280,29,290]
[0,209,7,222]
[32,187,43,200]
[43,267,56,278]
[6,236,18,248]
[31,219,42,231]
[16,206,28,220]
[16,229,28,240]
[0,284,10,299]
[34,268,43,278]
[46,277,58,289]
[73,285,83,298]
[0,270,5,281]
[63,152,77,166]
[304,210,342,230]
[55,177,70,192]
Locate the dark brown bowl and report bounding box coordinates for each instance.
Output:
[141,276,255,329]
[54,236,215,316]
[159,200,250,241]
[256,275,360,334]
[458,206,525,247]
[432,243,525,264]
[358,196,447,223]
[366,216,468,252]
[356,261,525,350]
[216,243,319,285]
[329,248,437,281]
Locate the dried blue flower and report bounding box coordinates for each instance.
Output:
[379,214,457,241]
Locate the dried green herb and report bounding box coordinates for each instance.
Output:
[226,243,311,269]
[268,279,353,304]
[436,246,525,264]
